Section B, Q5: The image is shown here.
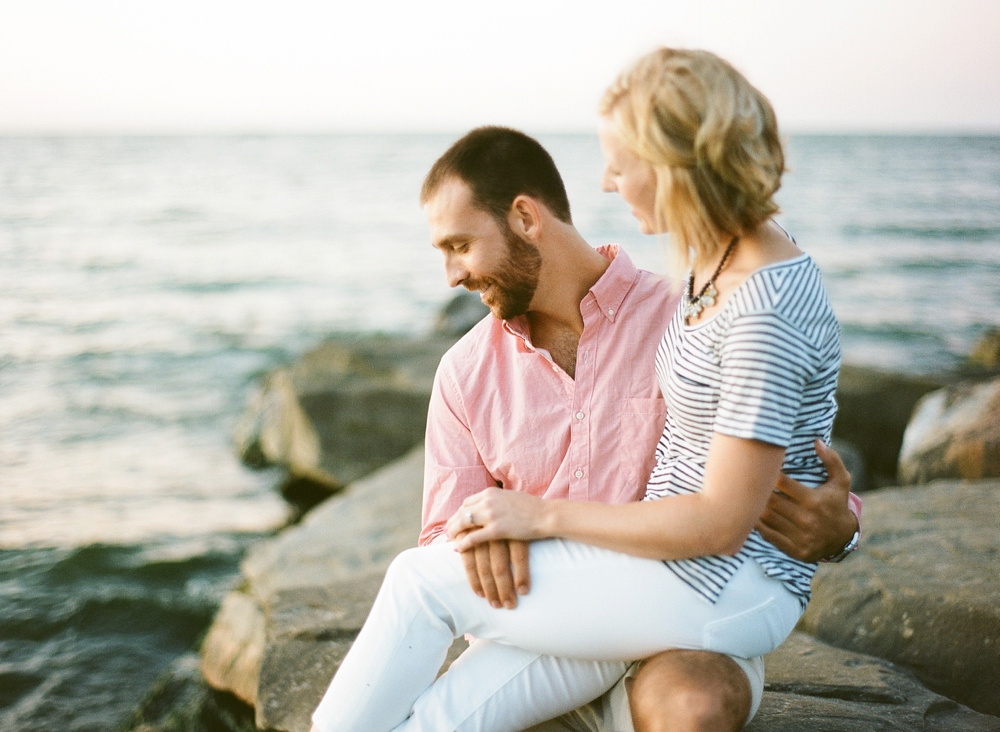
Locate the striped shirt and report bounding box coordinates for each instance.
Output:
[647,253,841,608]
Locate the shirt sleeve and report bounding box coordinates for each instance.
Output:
[420,360,499,546]
[847,491,863,537]
[716,311,816,447]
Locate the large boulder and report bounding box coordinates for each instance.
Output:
[747,632,1000,731]
[798,479,1000,716]
[831,365,944,486]
[199,451,1000,730]
[233,293,487,507]
[200,446,467,732]
[897,376,1000,484]
[967,327,1000,372]
[117,653,256,732]
[233,335,454,502]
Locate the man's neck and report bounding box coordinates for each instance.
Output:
[524,229,610,379]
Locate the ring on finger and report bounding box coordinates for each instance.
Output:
[466,510,475,527]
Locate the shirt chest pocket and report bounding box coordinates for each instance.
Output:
[618,397,668,494]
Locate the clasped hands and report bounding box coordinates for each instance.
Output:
[446,440,856,610]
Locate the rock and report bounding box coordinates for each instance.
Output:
[199,452,1000,729]
[118,653,256,732]
[832,365,944,486]
[200,446,467,732]
[233,292,486,507]
[830,438,869,493]
[967,327,1000,371]
[233,334,456,505]
[897,376,1000,484]
[433,290,490,337]
[200,592,266,705]
[798,479,1000,716]
[746,632,1000,731]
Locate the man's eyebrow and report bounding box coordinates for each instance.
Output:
[432,234,472,250]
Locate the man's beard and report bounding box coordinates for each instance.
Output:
[466,227,542,321]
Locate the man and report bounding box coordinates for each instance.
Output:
[327,126,859,732]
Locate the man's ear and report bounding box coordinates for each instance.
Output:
[507,195,544,242]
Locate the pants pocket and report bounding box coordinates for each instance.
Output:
[701,597,788,659]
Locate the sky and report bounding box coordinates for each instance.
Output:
[1,0,998,134]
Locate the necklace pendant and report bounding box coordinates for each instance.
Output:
[701,282,716,308]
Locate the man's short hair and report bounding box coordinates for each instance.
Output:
[420,126,572,225]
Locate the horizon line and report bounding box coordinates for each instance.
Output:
[2,127,999,138]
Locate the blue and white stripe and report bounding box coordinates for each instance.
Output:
[647,253,841,608]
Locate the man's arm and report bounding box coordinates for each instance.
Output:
[755,440,861,563]
[422,363,529,608]
[420,366,498,545]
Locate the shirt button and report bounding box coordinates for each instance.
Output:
[574,469,584,479]
[607,307,615,316]
[575,411,585,420]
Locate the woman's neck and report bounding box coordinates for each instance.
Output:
[686,220,802,324]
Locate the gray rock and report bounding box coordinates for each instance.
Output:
[234,292,489,504]
[747,632,1000,731]
[200,592,266,705]
[434,290,490,337]
[118,653,256,732]
[967,327,1000,372]
[200,452,1000,729]
[830,438,868,493]
[798,479,1000,716]
[898,376,1000,484]
[832,364,944,486]
[201,446,467,732]
[233,334,456,504]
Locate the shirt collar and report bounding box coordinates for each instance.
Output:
[589,244,638,323]
[501,244,639,342]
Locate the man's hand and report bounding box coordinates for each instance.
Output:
[755,440,858,563]
[455,533,531,609]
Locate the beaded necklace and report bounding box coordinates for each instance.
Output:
[683,235,739,320]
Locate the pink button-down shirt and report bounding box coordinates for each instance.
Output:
[421,245,677,545]
[420,244,861,547]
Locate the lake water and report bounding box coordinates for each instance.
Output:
[1,134,998,730]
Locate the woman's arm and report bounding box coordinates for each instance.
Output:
[450,433,785,561]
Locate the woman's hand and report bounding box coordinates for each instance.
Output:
[446,488,549,551]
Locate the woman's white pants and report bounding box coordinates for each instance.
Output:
[312,538,801,732]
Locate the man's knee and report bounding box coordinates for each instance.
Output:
[629,650,751,732]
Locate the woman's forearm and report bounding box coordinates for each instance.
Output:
[541,433,787,561]
[540,492,746,559]
[451,433,787,560]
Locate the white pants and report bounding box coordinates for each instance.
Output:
[312,539,801,732]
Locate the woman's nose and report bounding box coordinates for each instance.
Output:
[600,169,616,193]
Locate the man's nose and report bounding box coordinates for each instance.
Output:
[444,255,468,289]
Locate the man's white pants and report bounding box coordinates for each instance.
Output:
[312,538,800,732]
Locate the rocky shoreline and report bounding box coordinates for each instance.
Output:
[123,302,1000,732]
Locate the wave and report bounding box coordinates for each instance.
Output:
[0,539,253,731]
[841,223,1000,241]
[166,279,293,294]
[839,322,946,343]
[0,542,246,641]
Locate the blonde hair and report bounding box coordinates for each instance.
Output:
[600,48,785,274]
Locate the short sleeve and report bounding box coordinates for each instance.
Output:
[715,311,816,447]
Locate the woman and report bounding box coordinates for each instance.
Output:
[312,48,840,732]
